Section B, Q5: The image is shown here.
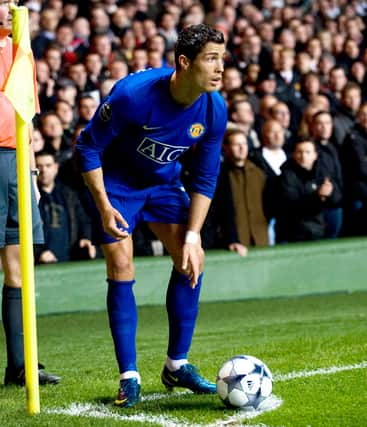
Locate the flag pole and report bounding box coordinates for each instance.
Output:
[9,5,40,414]
[15,113,40,415]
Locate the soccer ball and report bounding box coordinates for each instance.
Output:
[216,355,273,409]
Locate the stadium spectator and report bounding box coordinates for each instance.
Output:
[0,0,60,387]
[54,22,87,65]
[325,65,348,113]
[204,129,269,254]
[275,47,300,104]
[61,0,79,25]
[129,46,148,72]
[75,24,227,408]
[250,119,288,244]
[35,151,96,263]
[107,58,129,80]
[158,11,178,50]
[341,102,367,236]
[228,99,260,151]
[333,82,362,149]
[89,31,114,70]
[84,52,105,88]
[116,27,136,64]
[32,127,46,153]
[276,139,342,242]
[67,62,98,96]
[39,111,72,163]
[72,16,91,47]
[54,77,78,107]
[76,93,98,126]
[54,99,75,143]
[269,101,296,154]
[31,7,59,59]
[36,58,55,112]
[310,111,344,238]
[43,43,63,81]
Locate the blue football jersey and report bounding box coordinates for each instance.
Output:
[76,68,227,199]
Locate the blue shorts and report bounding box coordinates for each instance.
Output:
[0,148,44,247]
[89,182,190,245]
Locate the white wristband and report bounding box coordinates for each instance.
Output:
[185,230,199,245]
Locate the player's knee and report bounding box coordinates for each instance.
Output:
[107,255,135,279]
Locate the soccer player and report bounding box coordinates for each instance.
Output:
[0,0,60,385]
[76,24,227,407]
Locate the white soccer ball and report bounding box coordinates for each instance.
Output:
[216,355,273,410]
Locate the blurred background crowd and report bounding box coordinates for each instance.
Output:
[20,0,367,262]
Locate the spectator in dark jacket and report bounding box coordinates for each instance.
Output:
[35,151,96,263]
[277,139,342,242]
[341,102,367,236]
[333,82,361,149]
[310,110,343,237]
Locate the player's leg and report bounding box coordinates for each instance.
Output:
[0,150,59,386]
[148,222,215,394]
[102,237,141,407]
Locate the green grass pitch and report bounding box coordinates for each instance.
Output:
[0,291,366,426]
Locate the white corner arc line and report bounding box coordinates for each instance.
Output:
[46,396,282,427]
[274,361,367,382]
[46,361,367,427]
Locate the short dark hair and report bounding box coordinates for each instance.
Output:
[223,128,247,145]
[174,24,224,69]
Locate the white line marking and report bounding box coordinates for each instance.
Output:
[274,361,367,382]
[46,395,282,427]
[46,361,367,427]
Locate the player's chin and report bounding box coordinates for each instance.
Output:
[205,81,221,92]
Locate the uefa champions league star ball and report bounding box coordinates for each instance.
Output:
[216,355,273,410]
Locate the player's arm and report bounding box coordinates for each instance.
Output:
[183,95,227,287]
[182,192,211,289]
[82,167,128,240]
[76,80,134,239]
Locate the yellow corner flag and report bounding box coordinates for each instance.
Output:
[3,5,41,414]
[2,5,39,123]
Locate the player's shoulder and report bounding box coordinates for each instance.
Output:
[112,68,174,97]
[207,91,227,113]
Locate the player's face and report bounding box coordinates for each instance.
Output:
[189,42,226,93]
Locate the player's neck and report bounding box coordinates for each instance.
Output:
[169,71,202,107]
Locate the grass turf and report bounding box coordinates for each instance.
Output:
[0,291,366,426]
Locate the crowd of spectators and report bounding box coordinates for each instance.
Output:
[22,0,367,260]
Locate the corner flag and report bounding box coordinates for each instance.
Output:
[3,5,41,414]
[2,5,39,123]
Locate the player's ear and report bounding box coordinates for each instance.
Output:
[178,54,191,71]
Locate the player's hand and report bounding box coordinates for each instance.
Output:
[181,242,204,289]
[228,243,248,257]
[79,239,97,259]
[101,207,129,240]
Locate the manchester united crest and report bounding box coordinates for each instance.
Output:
[188,123,205,139]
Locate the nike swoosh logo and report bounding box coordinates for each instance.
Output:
[143,125,163,131]
[167,372,179,383]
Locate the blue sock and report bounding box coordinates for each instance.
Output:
[2,285,24,371]
[106,279,137,373]
[166,269,203,360]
